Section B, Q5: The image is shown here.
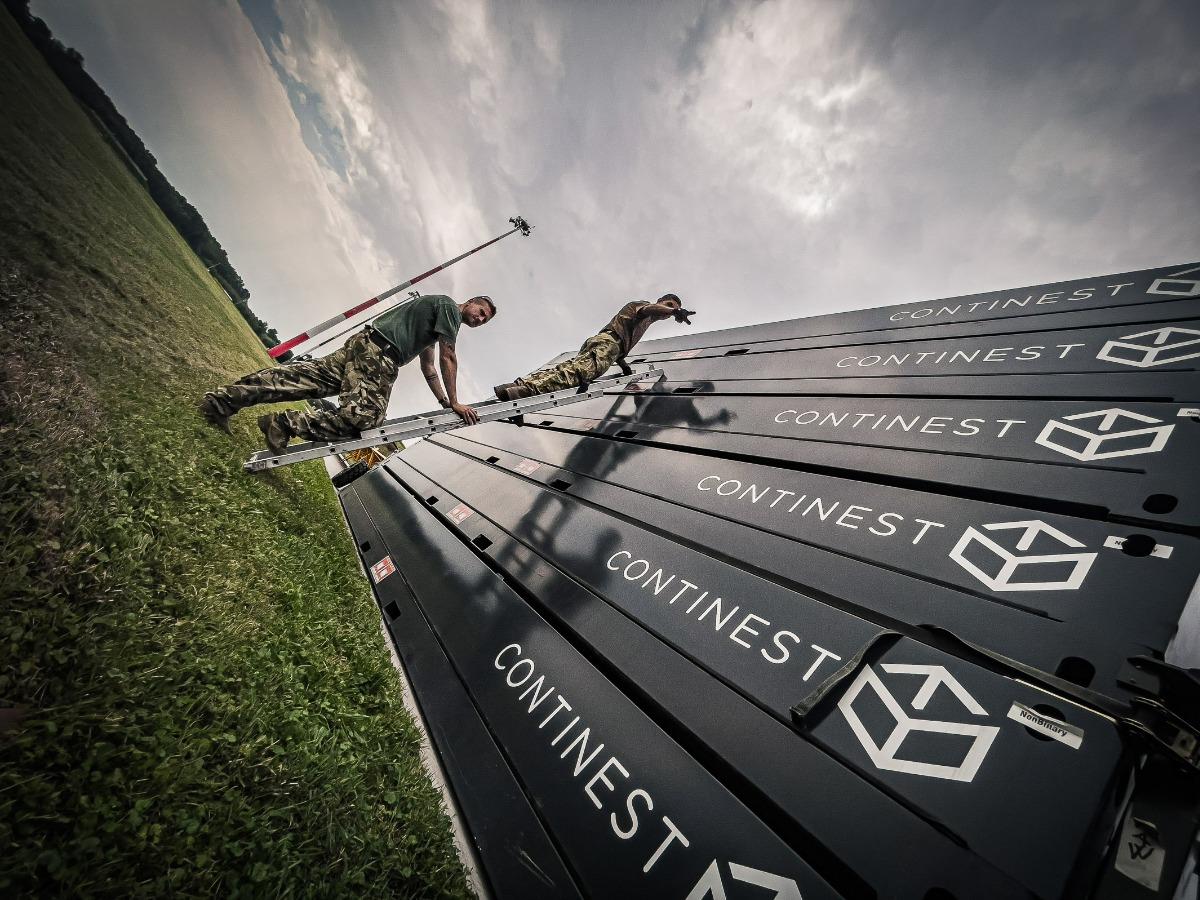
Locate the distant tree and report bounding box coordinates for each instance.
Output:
[2,0,282,352]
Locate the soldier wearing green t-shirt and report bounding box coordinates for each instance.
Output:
[199,294,496,453]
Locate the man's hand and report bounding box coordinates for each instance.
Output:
[673,308,697,325]
[450,402,479,425]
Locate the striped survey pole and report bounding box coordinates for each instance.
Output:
[268,216,533,359]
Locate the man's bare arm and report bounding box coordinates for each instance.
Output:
[419,346,450,407]
[438,339,479,425]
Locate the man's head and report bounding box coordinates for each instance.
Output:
[461,295,497,328]
[658,293,682,310]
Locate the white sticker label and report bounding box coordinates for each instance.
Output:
[1006,703,1084,749]
[1103,536,1174,559]
[369,556,396,584]
[1114,811,1164,890]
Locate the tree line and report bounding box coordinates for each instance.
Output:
[4,0,283,353]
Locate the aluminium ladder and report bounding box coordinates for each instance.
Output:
[243,366,665,473]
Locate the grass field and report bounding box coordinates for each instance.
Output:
[0,9,470,897]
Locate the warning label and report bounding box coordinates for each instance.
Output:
[447,503,474,525]
[370,556,396,584]
[514,458,543,475]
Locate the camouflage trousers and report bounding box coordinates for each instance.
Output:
[206,330,400,440]
[517,333,620,394]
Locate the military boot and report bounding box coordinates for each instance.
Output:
[257,413,293,454]
[197,393,232,433]
[494,382,536,402]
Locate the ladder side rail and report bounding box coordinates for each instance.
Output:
[243,368,663,472]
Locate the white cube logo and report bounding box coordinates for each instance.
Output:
[1146,265,1200,299]
[1035,408,1174,461]
[838,663,999,782]
[1147,278,1200,298]
[1097,326,1200,368]
[949,520,1096,592]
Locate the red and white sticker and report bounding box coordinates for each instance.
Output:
[514,458,542,475]
[369,556,396,584]
[625,381,646,393]
[447,503,474,524]
[675,348,703,359]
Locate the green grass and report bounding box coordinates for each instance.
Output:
[0,9,471,897]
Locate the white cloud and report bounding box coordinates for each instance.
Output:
[676,2,897,220]
[34,0,1200,415]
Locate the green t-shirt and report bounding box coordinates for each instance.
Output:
[371,294,461,366]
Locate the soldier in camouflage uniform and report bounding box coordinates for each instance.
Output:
[199,294,496,453]
[494,294,690,399]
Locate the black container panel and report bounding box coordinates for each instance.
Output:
[638,319,1200,382]
[433,424,1199,651]
[522,393,1200,529]
[352,471,843,899]
[340,488,581,899]
[338,262,1200,899]
[633,262,1200,357]
[368,455,1127,898]
[615,372,1198,401]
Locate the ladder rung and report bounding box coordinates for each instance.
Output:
[243,367,664,472]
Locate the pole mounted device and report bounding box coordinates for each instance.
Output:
[268,215,534,359]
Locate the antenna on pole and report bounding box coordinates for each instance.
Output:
[269,214,535,359]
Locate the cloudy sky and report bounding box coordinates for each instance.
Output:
[35,0,1200,412]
